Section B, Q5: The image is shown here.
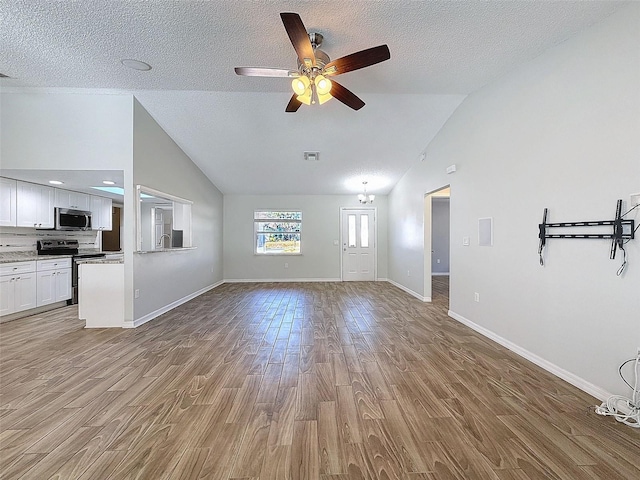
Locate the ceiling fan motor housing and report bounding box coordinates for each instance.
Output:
[297,33,330,75]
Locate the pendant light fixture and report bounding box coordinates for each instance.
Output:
[358,181,375,204]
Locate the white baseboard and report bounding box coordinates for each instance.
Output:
[431,272,450,276]
[123,280,224,328]
[224,278,341,283]
[447,310,616,403]
[376,277,388,282]
[386,279,430,302]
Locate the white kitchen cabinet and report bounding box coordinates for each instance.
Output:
[0,261,37,316]
[55,189,90,211]
[36,258,72,307]
[90,195,112,230]
[0,178,17,227]
[16,181,55,229]
[0,275,12,316]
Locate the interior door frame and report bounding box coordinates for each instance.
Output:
[424,185,450,302]
[339,207,377,281]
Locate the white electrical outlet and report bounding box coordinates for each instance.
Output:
[463,236,470,246]
[437,259,441,264]
[135,289,140,298]
[474,292,480,302]
[284,263,288,269]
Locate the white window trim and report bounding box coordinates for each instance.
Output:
[254,210,303,255]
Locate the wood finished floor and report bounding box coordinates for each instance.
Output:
[1,279,639,479]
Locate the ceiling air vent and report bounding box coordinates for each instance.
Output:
[303,151,319,162]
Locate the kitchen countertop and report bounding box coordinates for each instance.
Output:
[135,247,197,253]
[76,258,123,265]
[0,252,72,263]
[0,250,123,264]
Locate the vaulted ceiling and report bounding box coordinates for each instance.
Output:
[0,1,627,195]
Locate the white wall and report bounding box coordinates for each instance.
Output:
[0,92,133,169]
[0,92,136,321]
[388,5,640,399]
[132,99,223,323]
[224,194,388,281]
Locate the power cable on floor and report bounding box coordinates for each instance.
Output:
[595,354,640,428]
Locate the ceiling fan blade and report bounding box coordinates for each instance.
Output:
[324,45,390,76]
[330,81,365,111]
[234,67,299,77]
[280,12,315,67]
[285,94,303,113]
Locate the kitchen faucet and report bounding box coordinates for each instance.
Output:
[158,233,171,247]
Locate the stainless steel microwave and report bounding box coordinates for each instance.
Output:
[55,208,92,231]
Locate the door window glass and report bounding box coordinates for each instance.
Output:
[361,214,369,248]
[348,215,356,247]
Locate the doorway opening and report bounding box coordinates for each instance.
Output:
[424,186,450,307]
[102,206,122,252]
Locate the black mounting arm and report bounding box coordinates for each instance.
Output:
[538,200,635,267]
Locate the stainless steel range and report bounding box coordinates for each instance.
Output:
[37,239,106,304]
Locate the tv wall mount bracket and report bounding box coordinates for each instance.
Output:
[538,199,635,266]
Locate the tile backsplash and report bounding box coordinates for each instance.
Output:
[0,227,99,253]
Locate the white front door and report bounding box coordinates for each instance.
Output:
[341,208,376,281]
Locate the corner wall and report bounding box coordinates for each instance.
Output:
[0,91,136,322]
[224,194,388,281]
[132,99,224,323]
[388,5,640,398]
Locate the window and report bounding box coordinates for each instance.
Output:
[254,211,302,254]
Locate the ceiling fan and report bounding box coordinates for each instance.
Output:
[234,12,390,112]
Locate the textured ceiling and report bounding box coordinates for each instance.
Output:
[0,1,627,195]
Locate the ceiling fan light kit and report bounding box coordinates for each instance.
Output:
[234,12,390,112]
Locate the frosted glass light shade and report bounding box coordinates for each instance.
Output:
[314,75,332,95]
[292,76,310,95]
